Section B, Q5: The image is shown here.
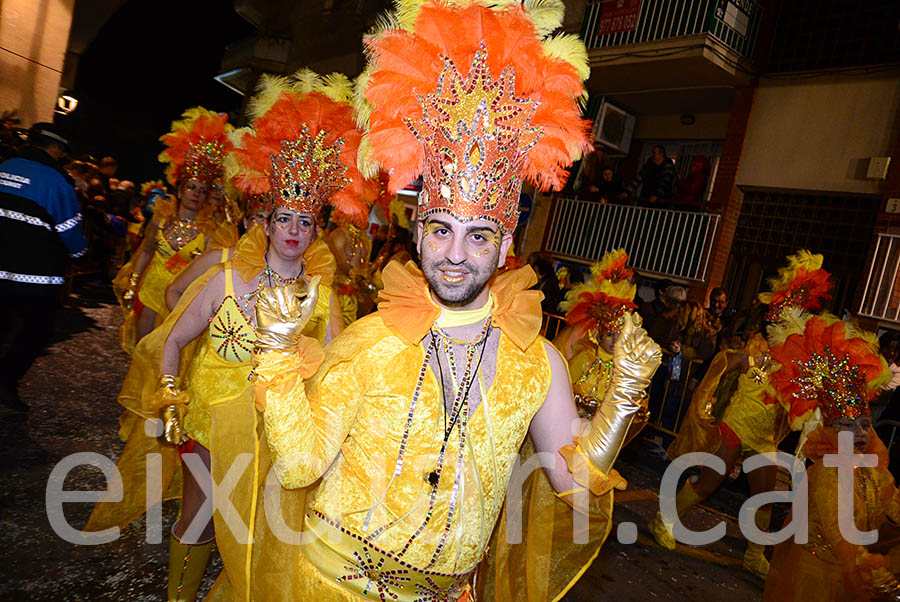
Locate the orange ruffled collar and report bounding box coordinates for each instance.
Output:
[377,260,543,350]
[801,425,889,468]
[231,225,336,287]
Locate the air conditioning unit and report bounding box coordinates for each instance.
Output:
[592,101,636,155]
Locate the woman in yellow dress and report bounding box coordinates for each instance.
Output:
[553,249,642,422]
[88,73,377,601]
[165,193,274,311]
[763,311,894,602]
[650,249,835,578]
[117,107,234,349]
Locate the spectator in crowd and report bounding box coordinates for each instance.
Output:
[638,278,678,325]
[98,155,118,189]
[873,331,900,423]
[0,122,87,411]
[596,167,623,203]
[674,155,710,206]
[623,145,677,204]
[650,300,721,362]
[528,252,564,314]
[706,286,734,332]
[557,264,585,301]
[574,146,604,199]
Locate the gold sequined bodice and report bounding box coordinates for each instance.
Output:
[208,267,257,363]
[157,217,201,257]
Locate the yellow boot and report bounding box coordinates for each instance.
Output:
[742,507,771,579]
[649,479,704,551]
[168,532,215,602]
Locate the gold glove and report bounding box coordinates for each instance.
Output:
[122,272,140,310]
[254,276,321,353]
[160,403,187,446]
[580,312,662,475]
[156,375,188,445]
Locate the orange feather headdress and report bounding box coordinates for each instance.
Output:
[231,71,377,220]
[158,107,233,187]
[767,311,890,429]
[758,249,833,323]
[559,249,637,337]
[360,0,591,232]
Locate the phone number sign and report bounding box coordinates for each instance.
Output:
[597,0,642,36]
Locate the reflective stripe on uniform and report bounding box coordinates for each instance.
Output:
[0,271,65,285]
[0,207,51,230]
[55,212,82,233]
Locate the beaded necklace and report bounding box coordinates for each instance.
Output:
[573,329,613,418]
[363,314,492,568]
[236,257,304,319]
[163,216,200,251]
[574,347,614,399]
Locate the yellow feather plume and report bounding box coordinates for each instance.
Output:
[291,68,324,94]
[223,126,251,184]
[390,0,565,37]
[389,196,410,228]
[248,74,295,121]
[353,66,375,130]
[765,249,824,294]
[521,0,565,37]
[542,33,590,82]
[357,134,379,179]
[316,72,355,104]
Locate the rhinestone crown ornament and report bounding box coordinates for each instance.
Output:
[790,346,869,423]
[268,125,349,215]
[243,193,275,215]
[406,46,541,233]
[182,140,227,185]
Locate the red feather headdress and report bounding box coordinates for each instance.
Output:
[232,72,377,220]
[767,311,890,429]
[758,249,833,322]
[360,0,591,232]
[158,107,233,187]
[559,249,637,337]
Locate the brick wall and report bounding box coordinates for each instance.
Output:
[693,85,758,304]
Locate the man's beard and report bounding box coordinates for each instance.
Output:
[421,258,496,307]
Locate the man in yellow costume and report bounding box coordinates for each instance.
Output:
[204,2,662,601]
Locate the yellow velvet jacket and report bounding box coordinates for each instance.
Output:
[224,261,619,602]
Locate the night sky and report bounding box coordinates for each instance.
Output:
[58,0,255,184]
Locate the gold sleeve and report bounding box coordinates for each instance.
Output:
[253,335,364,490]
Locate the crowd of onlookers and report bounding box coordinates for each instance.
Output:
[574,144,712,210]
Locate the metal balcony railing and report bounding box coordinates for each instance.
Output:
[544,198,720,281]
[581,0,763,60]
[858,233,900,323]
